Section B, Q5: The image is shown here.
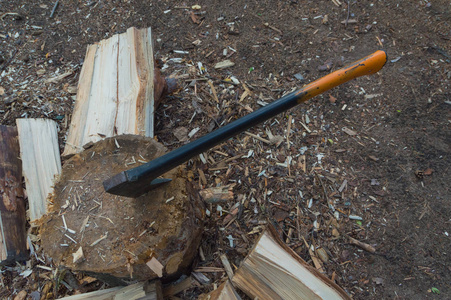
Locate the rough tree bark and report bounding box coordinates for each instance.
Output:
[0,125,28,264]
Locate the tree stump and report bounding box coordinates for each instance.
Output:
[40,135,204,282]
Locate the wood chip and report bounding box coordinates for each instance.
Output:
[198,168,208,186]
[90,232,108,246]
[199,184,235,203]
[192,272,210,285]
[341,19,358,24]
[244,131,271,144]
[45,70,73,83]
[338,179,348,192]
[190,11,201,24]
[308,243,325,273]
[263,22,283,34]
[348,236,376,253]
[368,155,379,161]
[214,60,235,69]
[13,290,27,300]
[208,80,219,102]
[80,216,89,233]
[300,121,311,133]
[72,247,84,264]
[342,127,357,136]
[146,257,164,277]
[220,254,234,281]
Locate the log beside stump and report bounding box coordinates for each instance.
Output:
[40,135,204,282]
[0,125,28,263]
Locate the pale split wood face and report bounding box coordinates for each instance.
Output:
[63,27,163,158]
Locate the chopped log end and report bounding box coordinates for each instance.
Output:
[40,135,204,282]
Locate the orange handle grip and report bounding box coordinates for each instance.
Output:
[296,50,387,103]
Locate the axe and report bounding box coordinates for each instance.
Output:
[103,50,387,197]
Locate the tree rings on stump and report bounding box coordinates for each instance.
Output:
[40,135,204,282]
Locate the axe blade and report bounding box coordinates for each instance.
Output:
[103,172,171,198]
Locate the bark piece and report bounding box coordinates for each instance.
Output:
[0,125,28,263]
[63,27,168,157]
[198,280,242,300]
[41,135,204,281]
[232,225,351,300]
[348,236,376,253]
[16,119,62,222]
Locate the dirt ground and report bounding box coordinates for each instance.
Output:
[1,0,450,299]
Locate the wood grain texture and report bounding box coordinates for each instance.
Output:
[0,125,28,263]
[63,27,158,157]
[16,119,62,222]
[232,225,351,300]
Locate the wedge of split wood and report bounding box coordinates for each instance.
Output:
[232,225,351,300]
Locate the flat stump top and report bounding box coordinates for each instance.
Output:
[40,135,204,281]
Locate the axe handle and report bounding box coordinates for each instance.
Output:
[104,50,387,197]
